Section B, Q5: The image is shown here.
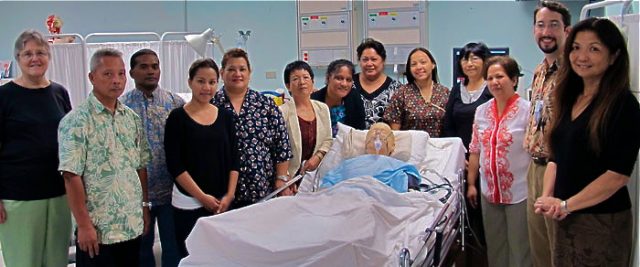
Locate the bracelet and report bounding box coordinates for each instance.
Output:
[560,200,570,214]
[142,201,152,209]
[315,151,326,160]
[276,175,290,182]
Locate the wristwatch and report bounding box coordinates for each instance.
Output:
[560,200,570,214]
[276,175,290,182]
[142,201,152,209]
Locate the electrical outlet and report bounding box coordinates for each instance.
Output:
[265,71,277,79]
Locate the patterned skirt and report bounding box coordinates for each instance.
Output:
[553,209,632,267]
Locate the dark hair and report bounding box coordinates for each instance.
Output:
[188,58,219,81]
[456,42,491,86]
[404,47,439,84]
[550,17,630,154]
[221,48,250,71]
[283,60,314,85]
[534,0,571,28]
[356,38,386,61]
[483,56,521,90]
[130,49,158,70]
[325,59,355,84]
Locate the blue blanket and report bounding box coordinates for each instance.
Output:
[320,154,420,193]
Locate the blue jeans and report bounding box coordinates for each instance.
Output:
[140,203,179,267]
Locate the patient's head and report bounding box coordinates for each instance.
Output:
[365,122,395,156]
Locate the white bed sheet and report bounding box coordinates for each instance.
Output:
[180,177,443,267]
[180,128,467,267]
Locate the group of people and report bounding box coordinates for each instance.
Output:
[0,1,637,267]
[464,2,640,267]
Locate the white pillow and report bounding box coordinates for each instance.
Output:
[318,123,429,172]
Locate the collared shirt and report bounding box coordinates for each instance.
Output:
[523,59,558,157]
[121,87,185,205]
[212,88,292,204]
[383,83,450,137]
[469,95,530,204]
[58,92,151,244]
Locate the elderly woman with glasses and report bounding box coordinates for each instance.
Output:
[280,61,332,179]
[0,29,72,267]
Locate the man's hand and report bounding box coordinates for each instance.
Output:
[0,200,6,224]
[77,224,100,258]
[142,207,151,235]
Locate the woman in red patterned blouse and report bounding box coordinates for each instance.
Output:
[466,56,532,267]
[383,47,450,137]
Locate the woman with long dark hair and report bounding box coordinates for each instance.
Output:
[535,18,640,267]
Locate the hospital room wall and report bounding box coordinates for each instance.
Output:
[0,1,588,93]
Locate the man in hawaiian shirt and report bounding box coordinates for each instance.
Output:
[121,49,183,267]
[59,48,151,266]
[523,2,571,266]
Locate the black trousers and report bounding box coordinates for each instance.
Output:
[173,207,214,260]
[75,235,141,267]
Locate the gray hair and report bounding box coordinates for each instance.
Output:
[14,29,50,60]
[89,48,123,73]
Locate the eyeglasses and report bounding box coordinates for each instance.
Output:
[19,50,49,60]
[290,75,312,84]
[460,56,482,63]
[535,21,562,30]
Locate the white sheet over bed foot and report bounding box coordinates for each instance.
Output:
[180,177,443,267]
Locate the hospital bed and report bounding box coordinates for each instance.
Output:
[179,124,467,267]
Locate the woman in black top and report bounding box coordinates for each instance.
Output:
[311,59,366,136]
[165,58,239,259]
[353,38,402,128]
[442,42,492,267]
[0,30,72,267]
[534,18,640,267]
[443,42,493,149]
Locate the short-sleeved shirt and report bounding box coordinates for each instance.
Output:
[383,83,450,137]
[551,91,640,214]
[469,94,530,204]
[212,88,292,204]
[58,92,151,244]
[524,59,558,157]
[353,74,402,129]
[121,87,185,205]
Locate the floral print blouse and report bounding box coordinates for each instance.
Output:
[469,94,530,204]
[383,83,450,137]
[212,88,292,204]
[353,74,403,129]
